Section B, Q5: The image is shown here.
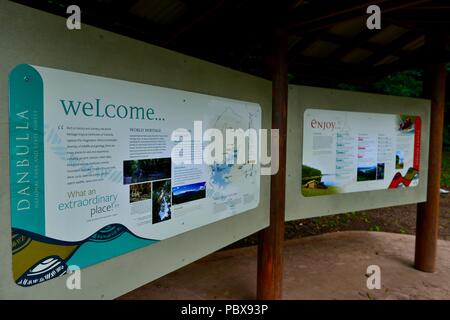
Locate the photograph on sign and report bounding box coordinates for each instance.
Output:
[301,109,421,197]
[9,64,261,287]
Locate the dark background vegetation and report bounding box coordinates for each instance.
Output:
[338,65,450,153]
[228,65,450,250]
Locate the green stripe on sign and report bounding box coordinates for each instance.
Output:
[9,64,45,235]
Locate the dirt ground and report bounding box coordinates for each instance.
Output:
[227,193,450,249]
[228,153,450,249]
[121,231,450,300]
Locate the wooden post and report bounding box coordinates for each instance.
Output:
[257,27,288,300]
[415,32,447,272]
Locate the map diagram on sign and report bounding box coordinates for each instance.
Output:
[207,102,260,213]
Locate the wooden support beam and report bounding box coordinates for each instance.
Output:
[291,54,362,74]
[362,31,422,66]
[288,30,328,63]
[415,32,447,273]
[320,33,383,52]
[346,48,425,82]
[289,60,366,84]
[352,46,450,85]
[327,28,378,62]
[287,0,387,33]
[383,16,426,31]
[257,27,288,300]
[13,0,165,43]
[162,0,229,46]
[287,0,432,34]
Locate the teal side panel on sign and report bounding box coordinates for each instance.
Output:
[67,232,159,269]
[9,64,45,235]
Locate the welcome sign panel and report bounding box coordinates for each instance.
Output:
[9,64,261,287]
[302,109,421,197]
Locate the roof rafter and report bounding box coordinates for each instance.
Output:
[362,31,423,66]
[327,28,380,62]
[288,29,329,63]
[161,0,230,46]
[287,0,432,34]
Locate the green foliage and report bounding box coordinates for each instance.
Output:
[444,123,450,151]
[336,83,361,91]
[442,152,450,187]
[123,160,133,176]
[301,186,339,197]
[371,66,450,152]
[288,73,295,82]
[374,69,423,97]
[302,165,322,183]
